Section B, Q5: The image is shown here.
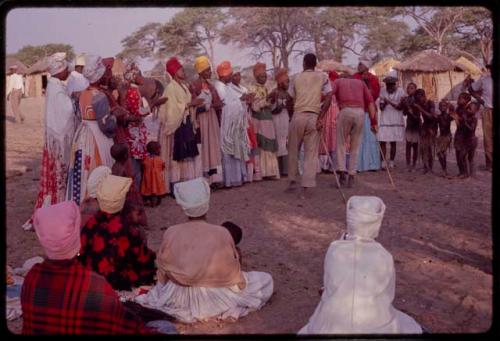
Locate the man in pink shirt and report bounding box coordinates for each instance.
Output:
[333,74,378,187]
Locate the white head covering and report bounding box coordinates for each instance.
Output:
[358,58,372,69]
[86,166,112,198]
[232,66,241,74]
[174,177,210,218]
[67,72,90,95]
[48,52,68,76]
[83,55,106,84]
[346,196,386,241]
[387,69,397,79]
[298,195,422,335]
[75,53,86,66]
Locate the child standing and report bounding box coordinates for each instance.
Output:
[141,141,167,207]
[452,101,479,178]
[402,82,420,172]
[450,92,472,177]
[412,89,437,174]
[110,143,133,178]
[436,99,454,177]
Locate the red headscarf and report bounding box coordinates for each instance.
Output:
[328,70,339,82]
[216,61,233,78]
[166,57,182,77]
[275,68,289,85]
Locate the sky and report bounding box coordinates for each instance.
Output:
[5,7,416,74]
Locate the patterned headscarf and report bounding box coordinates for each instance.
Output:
[47,52,68,76]
[123,62,141,82]
[253,62,267,78]
[83,55,106,84]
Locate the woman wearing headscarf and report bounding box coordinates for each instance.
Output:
[269,68,293,176]
[23,52,76,231]
[134,177,274,323]
[213,61,250,187]
[21,201,149,334]
[248,62,280,180]
[66,55,117,206]
[78,174,156,291]
[158,57,203,193]
[80,165,112,227]
[319,70,340,172]
[189,56,224,186]
[299,196,422,334]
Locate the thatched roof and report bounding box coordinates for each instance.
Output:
[395,50,464,73]
[6,57,29,74]
[370,57,400,77]
[27,58,49,74]
[454,56,483,76]
[317,59,356,74]
[112,58,126,77]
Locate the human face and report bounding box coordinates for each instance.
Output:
[256,73,267,85]
[175,67,185,81]
[416,92,426,104]
[466,103,479,116]
[232,72,241,86]
[406,83,416,95]
[75,65,84,73]
[438,100,448,113]
[358,63,368,73]
[385,82,396,93]
[58,67,70,81]
[279,78,290,91]
[220,73,232,84]
[200,67,212,80]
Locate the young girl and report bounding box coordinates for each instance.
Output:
[401,82,420,172]
[141,141,167,207]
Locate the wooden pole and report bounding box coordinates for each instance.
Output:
[320,136,347,205]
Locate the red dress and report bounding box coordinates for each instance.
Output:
[124,87,148,160]
[141,155,167,196]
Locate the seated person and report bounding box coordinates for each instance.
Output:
[80,166,112,227]
[221,221,243,264]
[134,177,273,323]
[78,175,156,291]
[21,201,149,334]
[299,196,422,334]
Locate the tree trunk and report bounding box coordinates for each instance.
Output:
[208,38,215,65]
[333,32,344,62]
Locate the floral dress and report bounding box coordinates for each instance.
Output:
[125,86,148,160]
[78,210,157,291]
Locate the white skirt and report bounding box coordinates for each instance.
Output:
[134,271,274,323]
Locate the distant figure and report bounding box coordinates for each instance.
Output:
[401,83,419,172]
[6,65,25,123]
[412,89,436,174]
[299,196,422,335]
[66,53,88,98]
[452,101,479,178]
[436,99,454,177]
[141,141,167,207]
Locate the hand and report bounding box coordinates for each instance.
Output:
[371,124,378,134]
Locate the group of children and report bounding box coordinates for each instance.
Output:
[402,83,479,178]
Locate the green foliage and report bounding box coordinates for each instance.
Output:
[13,44,74,66]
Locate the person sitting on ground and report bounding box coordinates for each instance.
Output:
[299,196,423,335]
[21,201,150,334]
[78,175,156,291]
[141,141,167,207]
[80,166,112,227]
[221,221,243,265]
[134,177,274,323]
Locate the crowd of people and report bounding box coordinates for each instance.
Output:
[12,49,493,334]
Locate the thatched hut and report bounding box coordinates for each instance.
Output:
[317,59,356,74]
[6,57,29,75]
[394,50,467,102]
[369,57,400,80]
[25,57,49,97]
[454,56,483,79]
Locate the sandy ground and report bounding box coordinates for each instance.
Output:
[5,97,492,334]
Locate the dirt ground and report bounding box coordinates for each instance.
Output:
[5,97,492,334]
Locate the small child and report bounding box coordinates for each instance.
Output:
[141,141,167,207]
[402,82,420,172]
[111,143,133,178]
[221,221,243,265]
[412,89,437,174]
[436,99,454,177]
[450,92,471,177]
[452,101,479,178]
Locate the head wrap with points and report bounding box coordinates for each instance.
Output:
[346,196,386,241]
[82,55,106,84]
[47,52,68,76]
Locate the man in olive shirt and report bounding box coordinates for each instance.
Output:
[287,53,332,198]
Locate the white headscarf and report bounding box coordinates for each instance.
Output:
[67,71,90,95]
[86,166,112,198]
[48,52,68,76]
[83,55,106,84]
[346,196,386,241]
[174,178,210,218]
[75,53,86,67]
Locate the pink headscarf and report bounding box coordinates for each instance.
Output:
[33,201,81,260]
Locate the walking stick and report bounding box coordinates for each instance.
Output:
[320,136,347,205]
[377,140,397,189]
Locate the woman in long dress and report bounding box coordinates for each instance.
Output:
[66,55,116,205]
[319,70,340,172]
[189,56,224,185]
[158,57,203,194]
[23,53,76,230]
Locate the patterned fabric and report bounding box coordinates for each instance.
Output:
[78,210,156,291]
[21,258,148,334]
[125,87,148,159]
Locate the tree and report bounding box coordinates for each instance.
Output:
[13,44,75,66]
[453,7,492,66]
[117,23,163,63]
[221,8,308,71]
[157,8,227,64]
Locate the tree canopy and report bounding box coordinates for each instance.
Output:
[10,44,75,66]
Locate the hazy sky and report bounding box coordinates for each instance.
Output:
[6,7,411,74]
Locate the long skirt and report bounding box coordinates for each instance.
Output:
[134,271,274,324]
[222,153,248,188]
[67,120,114,205]
[160,131,202,194]
[252,110,280,179]
[198,108,223,184]
[357,113,381,172]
